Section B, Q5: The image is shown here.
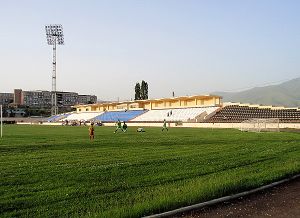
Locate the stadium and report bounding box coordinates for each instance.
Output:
[1,93,300,217]
[1,1,300,217]
[45,94,300,131]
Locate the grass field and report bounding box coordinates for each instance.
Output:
[0,125,300,217]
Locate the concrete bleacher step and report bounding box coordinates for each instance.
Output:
[94,110,147,122]
[133,107,219,122]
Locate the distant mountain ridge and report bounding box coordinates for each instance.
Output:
[212,77,300,107]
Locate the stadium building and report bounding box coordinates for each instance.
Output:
[42,95,300,129]
[75,95,221,112]
[45,94,300,130]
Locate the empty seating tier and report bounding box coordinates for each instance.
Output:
[65,112,104,121]
[47,113,72,122]
[133,107,219,122]
[205,105,300,123]
[94,110,147,122]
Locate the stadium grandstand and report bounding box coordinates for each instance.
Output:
[64,112,104,121]
[132,107,218,122]
[68,95,221,123]
[94,110,146,122]
[47,113,73,122]
[43,95,300,129]
[205,104,300,123]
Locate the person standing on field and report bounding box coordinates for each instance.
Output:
[114,119,123,133]
[89,123,95,140]
[162,119,168,131]
[122,121,128,132]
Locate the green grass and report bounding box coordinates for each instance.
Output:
[0,125,300,217]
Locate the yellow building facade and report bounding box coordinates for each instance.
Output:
[74,95,221,113]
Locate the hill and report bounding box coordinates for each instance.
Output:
[213,77,300,107]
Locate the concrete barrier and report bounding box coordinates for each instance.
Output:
[16,121,300,129]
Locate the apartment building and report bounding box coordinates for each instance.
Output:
[0,93,14,106]
[0,89,97,108]
[78,95,97,104]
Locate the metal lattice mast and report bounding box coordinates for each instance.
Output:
[52,36,57,115]
[45,24,64,116]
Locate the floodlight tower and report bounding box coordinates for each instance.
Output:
[45,24,64,115]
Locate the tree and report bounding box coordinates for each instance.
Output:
[144,81,148,99]
[141,80,146,100]
[140,80,149,100]
[135,83,141,100]
[135,81,149,100]
[1,106,8,117]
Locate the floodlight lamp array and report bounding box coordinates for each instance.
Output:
[45,24,64,45]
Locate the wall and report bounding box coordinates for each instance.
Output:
[96,122,300,129]
[180,122,300,129]
[17,121,300,129]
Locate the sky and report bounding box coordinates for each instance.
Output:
[1,0,300,101]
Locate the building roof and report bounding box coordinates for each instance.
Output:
[73,95,221,108]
